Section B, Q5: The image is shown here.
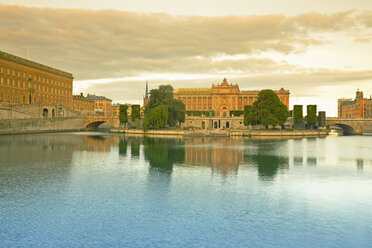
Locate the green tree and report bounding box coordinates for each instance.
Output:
[168,99,186,126]
[119,104,128,126]
[143,104,168,131]
[186,110,215,117]
[230,110,244,117]
[131,104,141,122]
[293,105,303,123]
[252,89,288,128]
[244,105,257,126]
[144,85,185,130]
[306,105,317,127]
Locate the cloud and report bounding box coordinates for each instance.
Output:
[0,4,368,80]
[75,69,372,105]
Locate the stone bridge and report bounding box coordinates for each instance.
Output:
[326,117,372,135]
[84,116,120,129]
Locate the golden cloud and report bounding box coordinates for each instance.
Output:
[0,5,370,80]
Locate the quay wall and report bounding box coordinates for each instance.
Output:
[231,130,327,137]
[122,128,327,138]
[0,117,85,135]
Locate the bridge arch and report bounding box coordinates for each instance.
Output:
[85,121,114,129]
[331,124,355,135]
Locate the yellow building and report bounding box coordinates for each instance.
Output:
[174,78,290,118]
[0,50,73,108]
[86,94,113,116]
[73,93,95,116]
[112,104,120,117]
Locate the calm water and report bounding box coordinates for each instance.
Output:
[1,133,372,248]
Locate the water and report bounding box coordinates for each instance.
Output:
[1,133,372,248]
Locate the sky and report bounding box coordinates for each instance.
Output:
[1,1,372,116]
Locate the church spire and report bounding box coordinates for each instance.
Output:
[145,80,149,99]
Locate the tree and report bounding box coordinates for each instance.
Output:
[119,104,128,126]
[168,99,186,126]
[306,105,317,127]
[144,85,185,130]
[143,104,168,131]
[230,110,244,117]
[244,105,257,126]
[186,110,215,117]
[293,105,303,123]
[251,89,288,128]
[131,104,141,122]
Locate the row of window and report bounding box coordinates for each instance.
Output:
[177,96,260,102]
[0,66,71,89]
[0,84,71,97]
[0,92,70,105]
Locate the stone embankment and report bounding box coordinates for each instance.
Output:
[120,128,327,138]
[0,117,85,135]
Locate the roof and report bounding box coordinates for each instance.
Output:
[86,94,112,101]
[174,88,212,94]
[0,50,73,79]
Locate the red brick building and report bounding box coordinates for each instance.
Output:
[338,90,370,118]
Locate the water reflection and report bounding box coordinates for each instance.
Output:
[184,137,242,176]
[357,159,364,170]
[143,137,185,173]
[130,138,141,157]
[118,137,127,156]
[243,140,289,180]
[2,134,372,184]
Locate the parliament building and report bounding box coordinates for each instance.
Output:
[174,78,289,118]
[144,78,290,129]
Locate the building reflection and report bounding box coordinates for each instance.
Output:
[184,137,243,176]
[307,157,317,166]
[0,134,78,195]
[357,159,364,170]
[77,135,119,152]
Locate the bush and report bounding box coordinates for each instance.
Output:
[230,110,244,117]
[131,104,141,122]
[306,105,317,127]
[293,105,303,123]
[119,104,128,125]
[186,110,215,117]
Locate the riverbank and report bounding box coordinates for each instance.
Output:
[117,128,327,138]
[0,117,85,135]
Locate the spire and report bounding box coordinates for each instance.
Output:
[221,78,228,86]
[145,80,149,99]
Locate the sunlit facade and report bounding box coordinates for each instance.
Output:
[174,78,290,118]
[0,50,73,108]
[338,90,371,118]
